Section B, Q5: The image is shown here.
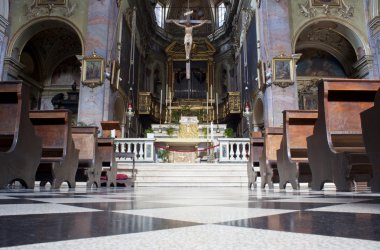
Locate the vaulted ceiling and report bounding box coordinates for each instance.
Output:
[149,0,232,38]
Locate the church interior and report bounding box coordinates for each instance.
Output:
[0,0,380,249]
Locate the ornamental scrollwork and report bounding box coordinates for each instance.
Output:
[25,0,77,19]
[298,0,354,19]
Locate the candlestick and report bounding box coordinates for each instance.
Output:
[169,90,172,122]
[206,91,209,115]
[160,89,163,121]
[216,92,219,121]
[165,85,168,107]
[210,85,213,102]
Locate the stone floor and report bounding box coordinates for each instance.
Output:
[0,185,380,249]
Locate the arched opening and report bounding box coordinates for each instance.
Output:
[7,18,83,111]
[114,95,126,137]
[294,20,369,110]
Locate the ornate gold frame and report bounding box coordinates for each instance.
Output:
[272,55,294,88]
[257,60,266,90]
[81,51,104,88]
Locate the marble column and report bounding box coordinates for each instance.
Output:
[366,0,380,79]
[259,0,298,127]
[0,5,9,80]
[77,0,116,128]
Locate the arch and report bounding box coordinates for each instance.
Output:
[114,94,126,126]
[292,17,370,60]
[7,16,84,60]
[252,91,264,130]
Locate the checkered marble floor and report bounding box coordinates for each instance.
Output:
[1,186,380,250]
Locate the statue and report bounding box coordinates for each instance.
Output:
[169,19,208,61]
[167,11,210,79]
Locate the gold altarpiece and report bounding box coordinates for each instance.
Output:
[165,39,216,123]
[137,39,241,123]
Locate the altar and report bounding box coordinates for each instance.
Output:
[152,117,226,163]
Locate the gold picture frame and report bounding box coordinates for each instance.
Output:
[111,60,120,91]
[82,51,104,88]
[312,0,340,6]
[272,57,294,88]
[257,60,266,90]
[37,0,66,5]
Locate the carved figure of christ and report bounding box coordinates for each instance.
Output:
[167,13,210,79]
[170,19,208,61]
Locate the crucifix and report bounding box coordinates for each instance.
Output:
[167,8,210,80]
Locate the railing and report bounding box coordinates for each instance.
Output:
[218,138,250,162]
[114,137,250,163]
[114,138,155,162]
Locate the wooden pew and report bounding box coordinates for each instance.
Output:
[72,126,101,188]
[259,127,283,189]
[247,131,263,189]
[29,110,79,189]
[361,88,380,192]
[98,137,117,187]
[0,81,42,189]
[277,110,317,189]
[307,78,380,191]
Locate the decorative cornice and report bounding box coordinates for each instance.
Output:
[0,15,9,33]
[352,55,373,78]
[25,0,76,19]
[298,0,353,19]
[369,16,380,35]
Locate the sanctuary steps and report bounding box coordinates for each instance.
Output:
[117,163,249,187]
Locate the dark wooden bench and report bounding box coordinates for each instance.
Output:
[72,126,101,188]
[361,87,380,192]
[0,81,42,189]
[307,78,380,191]
[259,127,283,189]
[277,110,317,189]
[98,137,117,187]
[30,110,79,189]
[247,131,263,189]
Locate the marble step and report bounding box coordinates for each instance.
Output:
[135,176,248,182]
[135,182,249,187]
[117,162,249,187]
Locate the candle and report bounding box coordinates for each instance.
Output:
[206,91,209,115]
[111,129,116,138]
[216,92,219,120]
[210,85,213,102]
[169,90,172,122]
[211,122,214,140]
[165,85,168,107]
[160,89,163,116]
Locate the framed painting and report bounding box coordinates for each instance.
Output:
[37,0,66,5]
[312,0,340,6]
[272,57,293,83]
[82,52,104,88]
[302,94,318,110]
[111,60,120,91]
[257,60,266,90]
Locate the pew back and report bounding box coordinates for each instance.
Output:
[97,137,114,167]
[0,85,21,151]
[322,79,380,153]
[72,126,98,161]
[264,127,283,162]
[29,110,70,159]
[285,110,317,160]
